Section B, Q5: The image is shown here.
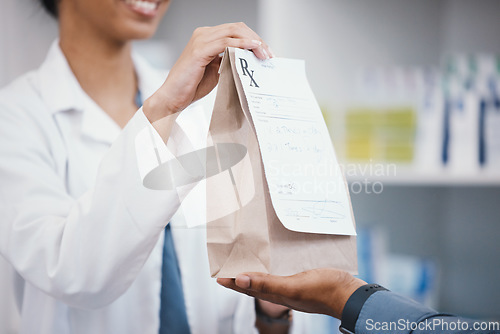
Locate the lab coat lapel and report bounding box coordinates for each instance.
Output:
[79,98,122,144]
[38,40,121,145]
[38,41,168,146]
[78,52,166,144]
[38,40,85,116]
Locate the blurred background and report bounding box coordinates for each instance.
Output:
[1,0,500,332]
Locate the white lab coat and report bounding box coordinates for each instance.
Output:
[0,40,263,334]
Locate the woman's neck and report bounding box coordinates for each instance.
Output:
[59,19,139,128]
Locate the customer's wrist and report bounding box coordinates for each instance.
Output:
[328,272,366,319]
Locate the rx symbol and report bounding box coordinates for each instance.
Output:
[239,58,259,88]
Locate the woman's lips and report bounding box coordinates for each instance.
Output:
[123,0,161,17]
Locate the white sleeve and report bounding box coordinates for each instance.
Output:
[0,105,180,310]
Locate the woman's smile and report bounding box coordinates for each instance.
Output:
[122,0,163,18]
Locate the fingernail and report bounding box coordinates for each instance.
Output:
[252,40,262,47]
[262,48,270,60]
[235,275,251,289]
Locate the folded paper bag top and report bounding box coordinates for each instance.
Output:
[206,48,357,278]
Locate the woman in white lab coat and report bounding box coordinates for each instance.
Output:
[0,0,294,333]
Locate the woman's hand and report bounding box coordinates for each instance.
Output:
[144,22,272,123]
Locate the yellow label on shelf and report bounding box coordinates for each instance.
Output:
[344,106,416,163]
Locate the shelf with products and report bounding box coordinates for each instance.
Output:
[344,164,500,186]
[325,54,500,188]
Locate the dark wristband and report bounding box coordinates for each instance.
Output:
[340,283,388,334]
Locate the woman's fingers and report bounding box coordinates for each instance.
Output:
[211,22,259,41]
[195,23,273,60]
[145,22,273,122]
[216,38,271,60]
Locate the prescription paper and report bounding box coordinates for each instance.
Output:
[234,48,356,236]
[206,48,357,278]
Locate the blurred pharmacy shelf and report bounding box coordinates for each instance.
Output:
[257,0,500,322]
[345,165,500,186]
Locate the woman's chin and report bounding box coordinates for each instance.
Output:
[113,22,160,41]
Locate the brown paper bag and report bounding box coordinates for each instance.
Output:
[206,48,357,278]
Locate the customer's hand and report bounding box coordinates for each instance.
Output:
[144,22,272,122]
[217,268,366,319]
